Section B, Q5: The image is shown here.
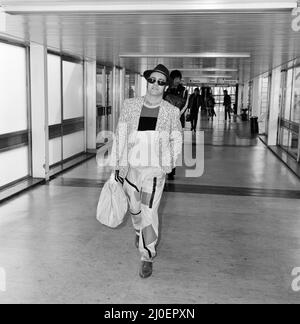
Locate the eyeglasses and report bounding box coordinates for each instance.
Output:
[147,77,167,86]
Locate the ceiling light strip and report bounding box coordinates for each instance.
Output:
[171,68,238,72]
[185,75,233,78]
[120,53,251,58]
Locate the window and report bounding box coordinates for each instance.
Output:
[0,41,30,188]
[291,67,300,124]
[283,69,293,120]
[278,66,300,161]
[47,53,85,171]
[259,75,271,135]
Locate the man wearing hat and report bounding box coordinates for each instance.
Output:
[110,64,183,279]
[164,70,188,180]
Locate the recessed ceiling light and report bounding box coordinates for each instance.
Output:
[171,68,238,72]
[184,75,233,79]
[120,53,251,58]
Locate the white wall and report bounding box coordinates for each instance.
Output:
[30,42,49,179]
[85,60,97,151]
[0,43,28,134]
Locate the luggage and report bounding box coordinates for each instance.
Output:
[96,174,128,228]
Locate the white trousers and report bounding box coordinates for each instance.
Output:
[123,167,166,262]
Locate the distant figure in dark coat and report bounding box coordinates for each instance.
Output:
[164,70,188,128]
[223,90,232,121]
[207,94,216,120]
[164,70,188,180]
[188,88,202,131]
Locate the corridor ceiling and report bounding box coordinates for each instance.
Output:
[1,0,300,83]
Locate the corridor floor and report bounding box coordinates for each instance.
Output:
[0,116,300,304]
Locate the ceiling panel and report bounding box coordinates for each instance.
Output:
[1,1,300,82]
[1,0,296,12]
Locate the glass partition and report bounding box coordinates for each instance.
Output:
[63,131,85,159]
[211,85,237,114]
[278,65,300,161]
[125,72,137,99]
[106,68,113,132]
[291,67,300,159]
[292,67,300,124]
[283,69,293,120]
[0,43,28,134]
[96,66,106,144]
[248,81,253,116]
[47,53,85,169]
[0,147,29,188]
[62,59,85,160]
[48,54,62,125]
[0,41,30,188]
[48,53,62,166]
[258,74,271,135]
[125,73,130,99]
[63,60,84,120]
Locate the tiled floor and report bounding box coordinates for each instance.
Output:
[0,116,300,304]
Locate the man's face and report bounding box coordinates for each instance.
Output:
[147,72,167,97]
[173,77,181,87]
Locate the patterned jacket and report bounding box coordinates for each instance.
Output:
[110,97,183,178]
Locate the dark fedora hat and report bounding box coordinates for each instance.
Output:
[143,64,170,83]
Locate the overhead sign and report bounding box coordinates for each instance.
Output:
[186,78,238,85]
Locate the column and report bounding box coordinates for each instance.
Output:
[112,67,118,133]
[140,75,147,97]
[243,82,249,111]
[135,74,141,97]
[237,83,243,114]
[30,42,49,179]
[85,59,97,152]
[252,76,262,117]
[235,84,240,115]
[119,68,125,111]
[267,67,281,146]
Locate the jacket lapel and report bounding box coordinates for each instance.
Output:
[130,97,144,132]
[128,97,169,132]
[156,101,168,131]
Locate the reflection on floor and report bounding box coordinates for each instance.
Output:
[0,116,300,304]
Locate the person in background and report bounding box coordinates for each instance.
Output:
[207,91,216,121]
[164,70,188,128]
[188,87,202,132]
[111,64,183,279]
[129,86,135,98]
[164,70,188,180]
[223,90,232,121]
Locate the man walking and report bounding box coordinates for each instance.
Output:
[164,70,188,180]
[188,88,201,132]
[223,90,232,121]
[111,64,183,278]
